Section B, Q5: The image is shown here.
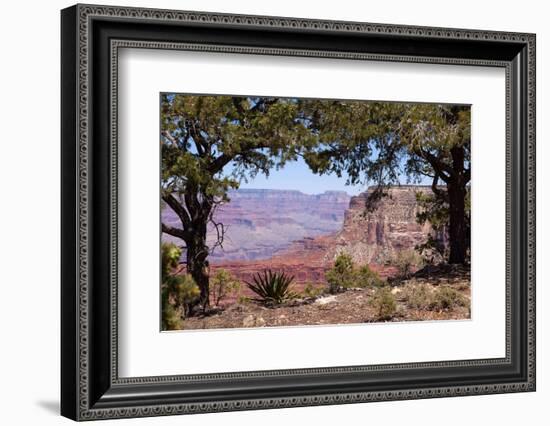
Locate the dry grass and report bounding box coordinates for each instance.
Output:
[179,264,470,330]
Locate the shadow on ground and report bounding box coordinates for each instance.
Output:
[36,400,59,415]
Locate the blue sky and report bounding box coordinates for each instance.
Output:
[163,95,435,195]
[235,157,366,195]
[232,156,433,195]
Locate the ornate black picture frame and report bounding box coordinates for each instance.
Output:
[61,4,536,421]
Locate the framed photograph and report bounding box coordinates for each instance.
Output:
[61,4,536,421]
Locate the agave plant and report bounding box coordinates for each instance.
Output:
[245,270,296,305]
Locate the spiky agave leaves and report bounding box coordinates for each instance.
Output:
[245,270,296,305]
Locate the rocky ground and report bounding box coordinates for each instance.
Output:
[181,265,471,330]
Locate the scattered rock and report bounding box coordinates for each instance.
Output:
[242,314,266,327]
[181,271,470,331]
[315,295,337,305]
[242,315,256,327]
[255,317,266,327]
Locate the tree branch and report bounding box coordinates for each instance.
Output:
[162,193,191,229]
[208,139,277,175]
[232,97,246,115]
[161,130,178,147]
[184,187,202,222]
[161,222,187,240]
[208,153,234,174]
[209,217,227,255]
[431,174,445,198]
[417,148,452,183]
[250,98,277,113]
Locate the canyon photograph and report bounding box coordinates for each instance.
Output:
[160,94,471,331]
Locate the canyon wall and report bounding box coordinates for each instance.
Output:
[210,186,446,285]
[318,186,445,265]
[162,188,350,262]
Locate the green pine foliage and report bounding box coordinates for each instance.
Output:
[302,282,325,298]
[325,253,384,293]
[303,102,471,265]
[356,264,385,288]
[210,269,241,307]
[415,188,471,262]
[403,284,467,311]
[161,243,200,331]
[392,249,424,280]
[160,95,472,315]
[370,287,397,320]
[161,95,320,308]
[403,285,433,310]
[431,286,468,310]
[325,253,356,293]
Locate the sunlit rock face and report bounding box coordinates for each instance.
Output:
[318,186,447,265]
[198,186,448,286]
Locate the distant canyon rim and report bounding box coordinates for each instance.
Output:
[162,186,446,285]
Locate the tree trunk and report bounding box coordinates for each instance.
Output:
[447,145,468,264]
[187,234,210,310]
[186,228,210,311]
[163,186,214,313]
[447,182,467,264]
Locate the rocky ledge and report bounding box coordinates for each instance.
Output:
[182,265,470,330]
[213,186,448,285]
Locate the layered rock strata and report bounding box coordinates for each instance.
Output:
[162,188,351,262]
[210,186,446,285]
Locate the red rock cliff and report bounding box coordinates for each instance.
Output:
[213,186,445,285]
[319,186,443,265]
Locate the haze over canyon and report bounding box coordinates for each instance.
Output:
[162,188,351,262]
[162,186,445,284]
